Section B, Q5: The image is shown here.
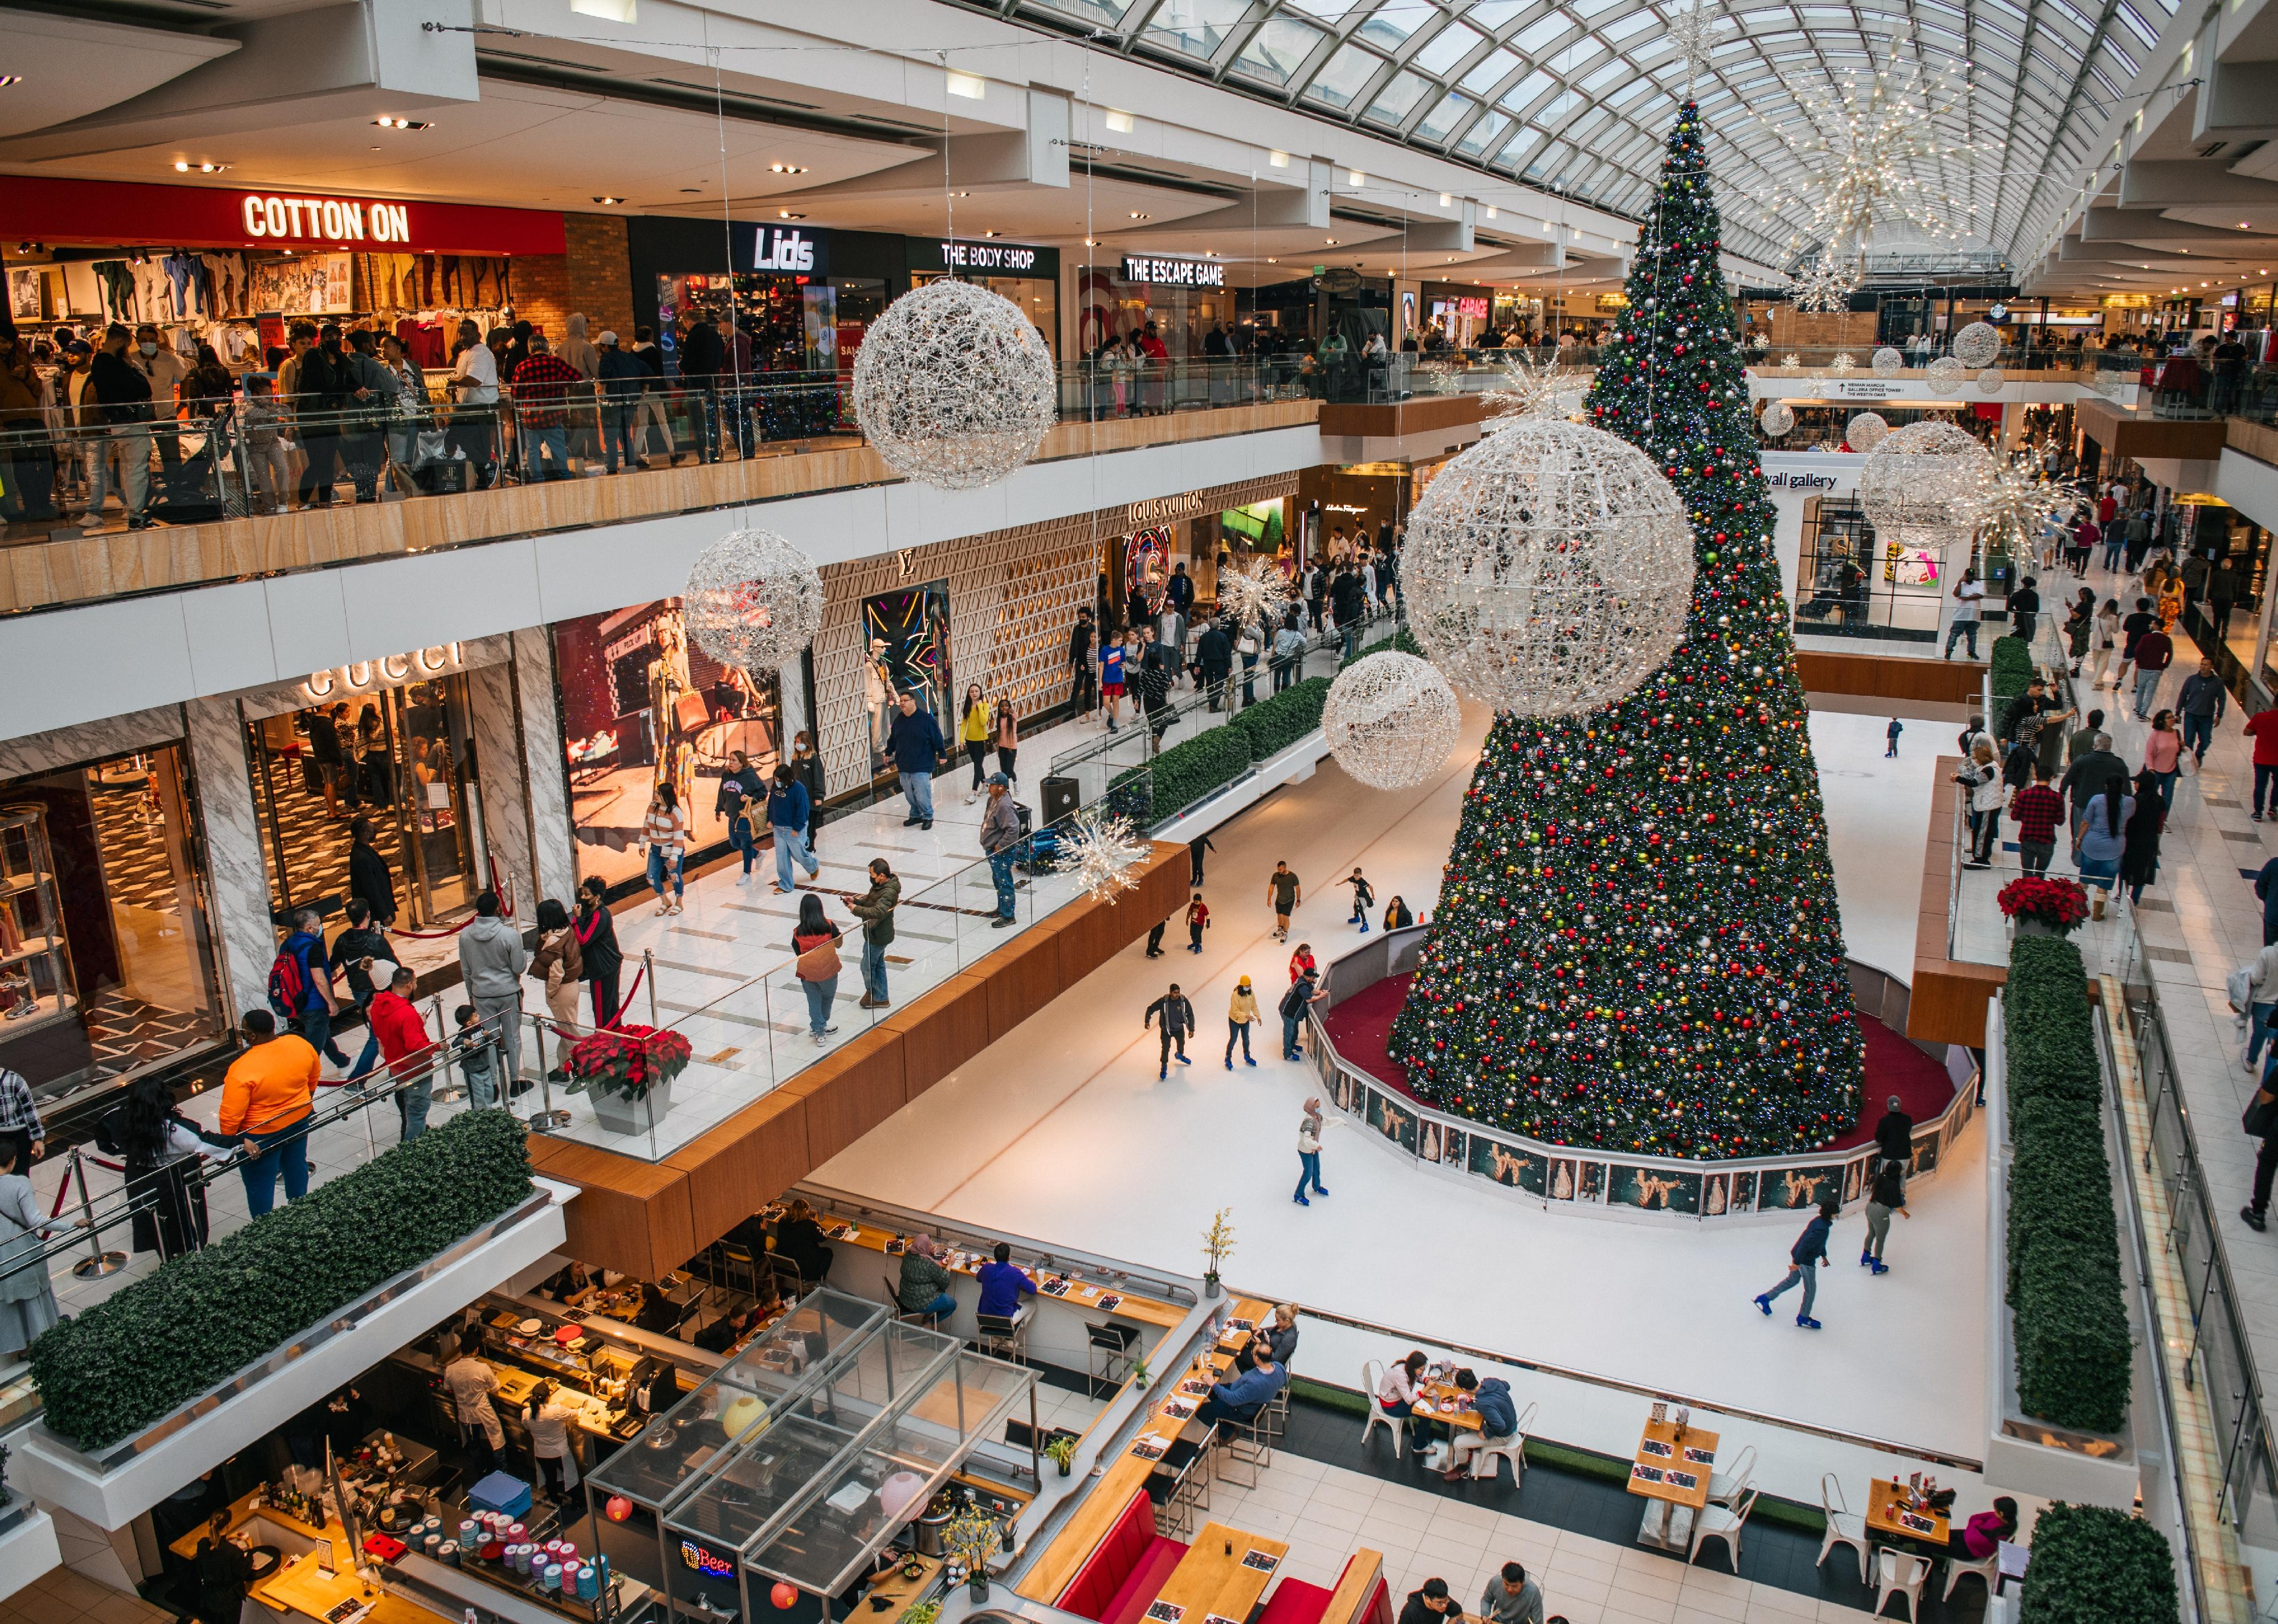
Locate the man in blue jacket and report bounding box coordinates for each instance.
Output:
[767,764,819,893]
[887,692,945,829]
[271,908,353,1071]
[1197,1352,1284,1425]
[1445,1374,1521,1482]
[1754,1198,1838,1329]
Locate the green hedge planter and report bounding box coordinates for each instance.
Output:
[1230,678,1330,760]
[31,1108,535,1450]
[1990,634,2035,699]
[1340,627,1424,671]
[1109,677,1334,828]
[2018,1503,2179,1624]
[2002,936,2133,1434]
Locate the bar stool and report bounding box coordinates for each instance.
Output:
[715,1241,759,1297]
[1087,1321,1139,1397]
[977,1309,1029,1365]
[885,1272,946,1329]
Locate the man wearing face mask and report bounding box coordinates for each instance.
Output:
[129,324,189,474]
[296,323,361,508]
[88,325,154,529]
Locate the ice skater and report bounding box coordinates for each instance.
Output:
[1294,1096,1329,1205]
[1339,867,1375,932]
[1754,1199,1837,1329]
[1186,892,1210,954]
[1144,983,1195,1079]
[1885,718,1902,758]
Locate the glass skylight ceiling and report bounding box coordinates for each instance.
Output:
[975,0,2170,266]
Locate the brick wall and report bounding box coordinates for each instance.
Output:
[1767,309,1879,349]
[507,214,631,344]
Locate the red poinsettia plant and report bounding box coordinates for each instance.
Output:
[1996,875,2090,935]
[565,1024,693,1103]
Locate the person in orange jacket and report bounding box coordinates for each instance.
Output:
[218,1010,320,1217]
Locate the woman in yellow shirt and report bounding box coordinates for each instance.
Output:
[1226,976,1260,1069]
[959,684,993,803]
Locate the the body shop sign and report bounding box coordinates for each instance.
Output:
[940,240,1040,272]
[1123,253,1225,288]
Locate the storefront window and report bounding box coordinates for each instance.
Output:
[555,601,779,889]
[245,675,480,927]
[0,746,222,1103]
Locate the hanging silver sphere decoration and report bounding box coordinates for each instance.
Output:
[1925,354,1967,388]
[1976,367,2005,395]
[1871,347,1904,377]
[1759,401,1796,436]
[1402,415,1694,719]
[1845,411,1890,453]
[1323,651,1462,791]
[1951,321,2003,369]
[682,528,826,671]
[851,278,1058,490]
[1860,419,1994,533]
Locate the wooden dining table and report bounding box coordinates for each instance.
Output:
[1624,1416,1718,1552]
[1865,1478,1951,1547]
[1146,1521,1291,1624]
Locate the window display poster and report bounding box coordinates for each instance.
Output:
[247,252,353,316]
[8,268,47,323]
[860,583,952,776]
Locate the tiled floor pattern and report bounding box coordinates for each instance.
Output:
[0,1562,173,1624]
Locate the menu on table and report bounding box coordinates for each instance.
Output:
[1896,1510,1940,1535]
[1241,1550,1278,1573]
[1162,1399,1197,1421]
[826,1223,858,1240]
[1041,1278,1072,1297]
[883,1239,907,1255]
[1224,1318,1255,1333]
[1130,1434,1169,1462]
[1097,1294,1123,1312]
[1631,1464,1665,1486]
[1640,1438,1674,1458]
[1681,1446,1715,1466]
[1665,1470,1699,1492]
[1146,1604,1185,1623]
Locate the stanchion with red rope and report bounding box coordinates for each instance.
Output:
[602,961,650,1033]
[60,1146,128,1278]
[384,855,516,941]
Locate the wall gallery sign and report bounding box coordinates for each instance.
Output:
[1122,253,1225,289]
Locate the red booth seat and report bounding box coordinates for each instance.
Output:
[1258,1555,1392,1624]
[1056,1488,1191,1624]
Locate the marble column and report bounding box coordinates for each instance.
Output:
[466,660,535,917]
[184,695,277,1021]
[512,626,578,904]
[776,655,811,774]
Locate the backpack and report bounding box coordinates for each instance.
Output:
[267,945,308,1018]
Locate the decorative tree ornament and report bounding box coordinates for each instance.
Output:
[1860,418,1994,532]
[1790,254,1856,313]
[1844,411,1889,452]
[1951,321,2003,369]
[682,529,825,671]
[1976,367,2005,395]
[1061,807,1148,901]
[1323,651,1462,790]
[1402,415,1694,718]
[1925,355,1966,387]
[1759,401,1795,436]
[1871,347,1904,377]
[851,278,1058,489]
[1215,558,1294,627]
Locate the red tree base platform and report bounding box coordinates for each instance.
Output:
[1322,973,1955,1154]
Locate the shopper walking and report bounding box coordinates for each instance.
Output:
[1271,611,1307,694]
[595,329,646,474]
[1753,1199,1837,1328]
[1100,634,1127,732]
[508,334,582,482]
[1281,966,1325,1060]
[1144,983,1196,1078]
[2078,779,2134,920]
[994,695,1021,786]
[2248,702,2278,821]
[531,899,584,1082]
[2009,765,2064,876]
[88,323,154,529]
[716,749,764,885]
[459,889,528,1099]
[219,1010,320,1218]
[1885,718,1902,758]
[847,859,900,1009]
[0,1136,62,1361]
[1069,607,1097,717]
[959,684,993,801]
[790,893,843,1046]
[643,781,689,914]
[2122,769,2167,907]
[271,908,353,1071]
[768,764,820,894]
[1860,1161,1908,1274]
[367,966,435,1141]
[2089,598,2121,689]
[2142,711,2183,813]
[2133,619,2175,720]
[2007,574,2041,645]
[889,692,945,830]
[96,1072,220,1260]
[2177,658,2228,765]
[1266,860,1302,941]
[574,876,624,1029]
[2244,1075,2278,1231]
[1226,976,1258,1068]
[1956,740,2002,870]
[1294,1096,1329,1205]
[1942,567,1985,660]
[979,774,1024,927]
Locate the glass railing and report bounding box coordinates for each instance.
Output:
[0,359,1293,541]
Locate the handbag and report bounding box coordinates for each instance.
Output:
[1237,634,1260,656]
[2245,1089,2278,1139]
[793,932,841,982]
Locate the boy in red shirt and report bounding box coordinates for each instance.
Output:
[2248,707,2278,821]
[1185,893,1209,954]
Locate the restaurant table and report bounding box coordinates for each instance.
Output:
[1147,1521,1291,1624]
[1624,1417,1718,1551]
[1866,1478,1951,1546]
[1412,1378,1483,1472]
[860,1553,944,1624]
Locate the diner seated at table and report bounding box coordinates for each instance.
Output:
[629,1280,683,1335]
[1445,1372,1518,1482]
[693,1301,768,1354]
[1950,1496,2019,1559]
[1398,1577,1465,1624]
[1377,1349,1427,1418]
[1197,1352,1285,1425]
[1477,1564,1543,1624]
[897,1234,959,1323]
[1234,1303,1299,1372]
[537,1260,616,1302]
[775,1198,835,1283]
[976,1241,1037,1320]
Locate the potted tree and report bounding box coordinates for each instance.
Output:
[1996,875,2090,939]
[1200,1207,1236,1300]
[565,1025,693,1135]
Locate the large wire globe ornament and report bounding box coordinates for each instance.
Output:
[1860,419,1994,533]
[850,278,1058,490]
[1925,354,1967,389]
[682,528,825,671]
[1976,367,2005,396]
[1872,346,1905,377]
[1323,651,1462,791]
[1951,321,2003,369]
[1845,411,1890,453]
[1759,401,1795,436]
[1401,415,1694,719]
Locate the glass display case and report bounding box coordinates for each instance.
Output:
[0,805,76,1038]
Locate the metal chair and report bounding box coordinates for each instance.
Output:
[1942,1549,2000,1602]
[1817,1473,1871,1583]
[716,1241,759,1297]
[1873,1549,1931,1620]
[977,1308,1029,1366]
[1147,1425,1213,1536]
[1359,1360,1404,1458]
[1460,1399,1536,1484]
[883,1271,944,1328]
[1086,1321,1139,1398]
[1689,1485,1757,1569]
[1212,1405,1274,1487]
[1706,1443,1757,1508]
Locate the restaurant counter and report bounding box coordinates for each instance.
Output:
[168,1489,449,1624]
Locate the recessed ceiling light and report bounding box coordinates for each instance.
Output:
[1266,258,1277,263]
[593,195,622,205]
[769,163,808,174]
[172,160,229,173]
[373,116,431,130]
[1325,239,1338,245]
[983,230,999,237]
[1129,212,1150,220]
[0,76,22,89]
[779,210,805,219]
[1083,238,1097,247]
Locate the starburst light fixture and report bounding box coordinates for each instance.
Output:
[1487,352,1579,420]
[1975,456,2083,550]
[1062,807,1148,903]
[1790,254,1857,314]
[1784,54,1994,255]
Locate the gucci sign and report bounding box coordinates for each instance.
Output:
[302,643,464,700]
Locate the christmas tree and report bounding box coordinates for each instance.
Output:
[1385,101,1864,1158]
